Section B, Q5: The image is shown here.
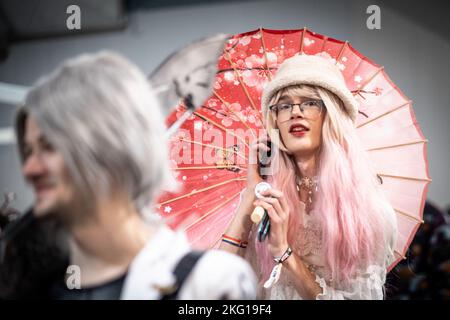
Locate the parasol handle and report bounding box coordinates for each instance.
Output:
[165,108,194,139]
[165,95,196,139]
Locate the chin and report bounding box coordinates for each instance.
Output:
[286,142,315,154]
[34,195,64,218]
[34,202,56,218]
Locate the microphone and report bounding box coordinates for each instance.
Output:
[251,182,271,223]
[251,182,272,242]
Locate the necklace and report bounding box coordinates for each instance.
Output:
[296,176,318,213]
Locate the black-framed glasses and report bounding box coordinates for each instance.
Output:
[269,99,325,121]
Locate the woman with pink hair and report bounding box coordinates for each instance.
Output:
[220,54,397,300]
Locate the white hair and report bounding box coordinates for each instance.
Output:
[16,51,177,210]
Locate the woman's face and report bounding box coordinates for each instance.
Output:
[22,116,76,218]
[273,93,326,157]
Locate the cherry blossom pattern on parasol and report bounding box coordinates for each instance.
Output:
[155,27,431,272]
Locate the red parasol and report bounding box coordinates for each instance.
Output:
[155,27,431,271]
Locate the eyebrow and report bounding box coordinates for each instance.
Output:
[277,95,321,103]
[277,95,292,103]
[23,134,49,151]
[39,136,50,144]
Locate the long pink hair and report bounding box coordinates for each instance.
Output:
[255,85,395,285]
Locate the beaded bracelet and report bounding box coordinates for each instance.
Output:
[221,234,248,248]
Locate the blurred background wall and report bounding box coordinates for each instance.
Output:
[0,0,449,213]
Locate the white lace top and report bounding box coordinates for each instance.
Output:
[245,199,397,300]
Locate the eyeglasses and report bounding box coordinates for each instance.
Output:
[269,100,325,121]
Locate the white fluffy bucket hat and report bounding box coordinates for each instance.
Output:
[261,54,359,122]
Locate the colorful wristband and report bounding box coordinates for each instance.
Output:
[221,234,248,248]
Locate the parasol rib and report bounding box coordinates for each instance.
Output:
[357,100,411,128]
[162,189,242,223]
[355,86,395,101]
[394,250,407,260]
[300,27,307,54]
[366,139,428,152]
[185,190,242,231]
[319,36,328,53]
[173,165,247,171]
[217,67,275,73]
[201,105,228,117]
[259,27,273,81]
[158,177,246,206]
[377,173,431,182]
[213,90,257,139]
[335,41,348,63]
[394,208,424,224]
[350,55,364,80]
[178,138,247,161]
[358,66,385,91]
[194,112,250,148]
[211,237,222,249]
[222,51,264,120]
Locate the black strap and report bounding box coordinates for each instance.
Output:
[160,250,204,300]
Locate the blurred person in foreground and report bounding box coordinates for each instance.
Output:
[9,51,256,299]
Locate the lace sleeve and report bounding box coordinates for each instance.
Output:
[314,264,388,300]
[315,201,398,300]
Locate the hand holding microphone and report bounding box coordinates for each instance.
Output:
[252,182,272,242]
